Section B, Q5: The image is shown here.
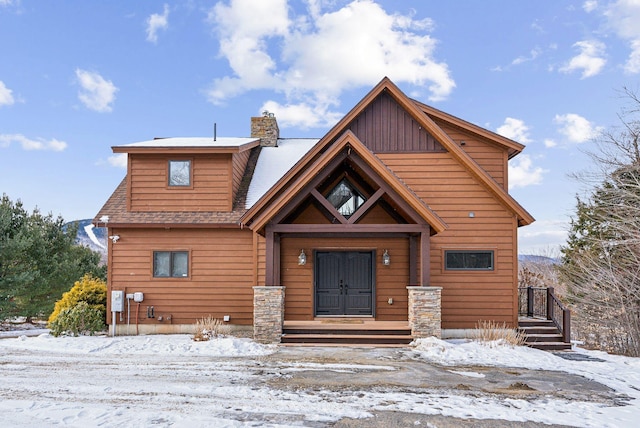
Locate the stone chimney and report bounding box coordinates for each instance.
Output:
[251,111,279,147]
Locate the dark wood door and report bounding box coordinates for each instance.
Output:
[315,251,373,316]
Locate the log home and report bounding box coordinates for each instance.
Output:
[94,77,534,343]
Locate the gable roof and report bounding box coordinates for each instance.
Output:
[244,77,533,227]
[242,130,448,234]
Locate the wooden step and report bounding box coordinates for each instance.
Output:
[518,319,557,327]
[524,333,564,343]
[518,326,559,335]
[283,327,411,336]
[281,333,413,345]
[527,341,572,351]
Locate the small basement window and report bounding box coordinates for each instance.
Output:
[153,251,189,277]
[445,250,494,271]
[168,160,191,187]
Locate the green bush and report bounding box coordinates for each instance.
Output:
[49,301,106,337]
[48,274,106,326]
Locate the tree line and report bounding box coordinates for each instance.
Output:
[0,195,105,322]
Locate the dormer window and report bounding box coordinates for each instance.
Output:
[326,178,366,218]
[168,160,191,187]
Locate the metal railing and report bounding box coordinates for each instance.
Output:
[518,286,571,343]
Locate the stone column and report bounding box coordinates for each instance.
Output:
[406,286,442,338]
[253,286,285,343]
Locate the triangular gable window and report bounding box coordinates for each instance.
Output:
[326,178,366,218]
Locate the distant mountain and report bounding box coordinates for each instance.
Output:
[66,219,107,263]
[518,254,560,265]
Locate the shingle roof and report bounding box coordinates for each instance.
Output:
[93,177,247,227]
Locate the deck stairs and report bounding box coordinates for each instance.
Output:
[281,320,413,347]
[518,318,572,351]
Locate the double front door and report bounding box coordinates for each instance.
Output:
[315,251,374,316]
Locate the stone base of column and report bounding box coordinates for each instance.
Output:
[253,286,285,343]
[407,286,442,338]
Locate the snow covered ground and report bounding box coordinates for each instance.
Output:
[0,333,638,427]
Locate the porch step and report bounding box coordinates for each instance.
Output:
[282,321,412,346]
[518,319,571,351]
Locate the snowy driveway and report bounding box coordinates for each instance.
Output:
[0,334,638,427]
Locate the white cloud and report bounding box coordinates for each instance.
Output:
[75,69,118,113]
[0,0,14,6]
[554,113,603,143]
[543,138,557,148]
[559,40,606,78]
[583,1,598,13]
[0,133,67,151]
[496,117,532,144]
[604,0,640,73]
[206,0,455,128]
[0,80,15,106]
[146,4,169,43]
[107,153,127,168]
[511,48,542,66]
[508,154,546,189]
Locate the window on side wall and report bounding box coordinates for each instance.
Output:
[168,160,191,187]
[153,251,189,278]
[444,250,494,271]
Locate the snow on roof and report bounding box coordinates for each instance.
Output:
[115,137,259,148]
[245,138,319,209]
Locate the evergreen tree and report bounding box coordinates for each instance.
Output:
[0,195,105,321]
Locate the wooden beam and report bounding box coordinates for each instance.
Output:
[274,233,281,286]
[271,223,428,233]
[347,188,384,224]
[409,235,418,285]
[310,188,347,224]
[420,230,430,286]
[265,225,275,285]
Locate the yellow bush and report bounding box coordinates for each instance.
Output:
[48,274,107,326]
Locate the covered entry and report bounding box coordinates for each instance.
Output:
[315,251,374,316]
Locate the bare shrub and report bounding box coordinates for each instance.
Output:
[470,320,527,347]
[192,316,229,341]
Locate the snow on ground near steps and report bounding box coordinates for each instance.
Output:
[0,334,639,427]
[1,332,275,357]
[413,337,640,426]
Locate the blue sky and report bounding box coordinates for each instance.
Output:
[1,0,639,254]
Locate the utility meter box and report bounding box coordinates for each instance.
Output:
[111,290,124,312]
[133,292,144,303]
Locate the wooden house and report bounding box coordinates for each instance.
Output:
[94,77,534,343]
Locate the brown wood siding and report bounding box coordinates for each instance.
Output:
[108,228,254,325]
[434,120,508,188]
[379,152,518,328]
[129,154,232,212]
[280,236,410,321]
[232,150,251,201]
[347,92,445,153]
